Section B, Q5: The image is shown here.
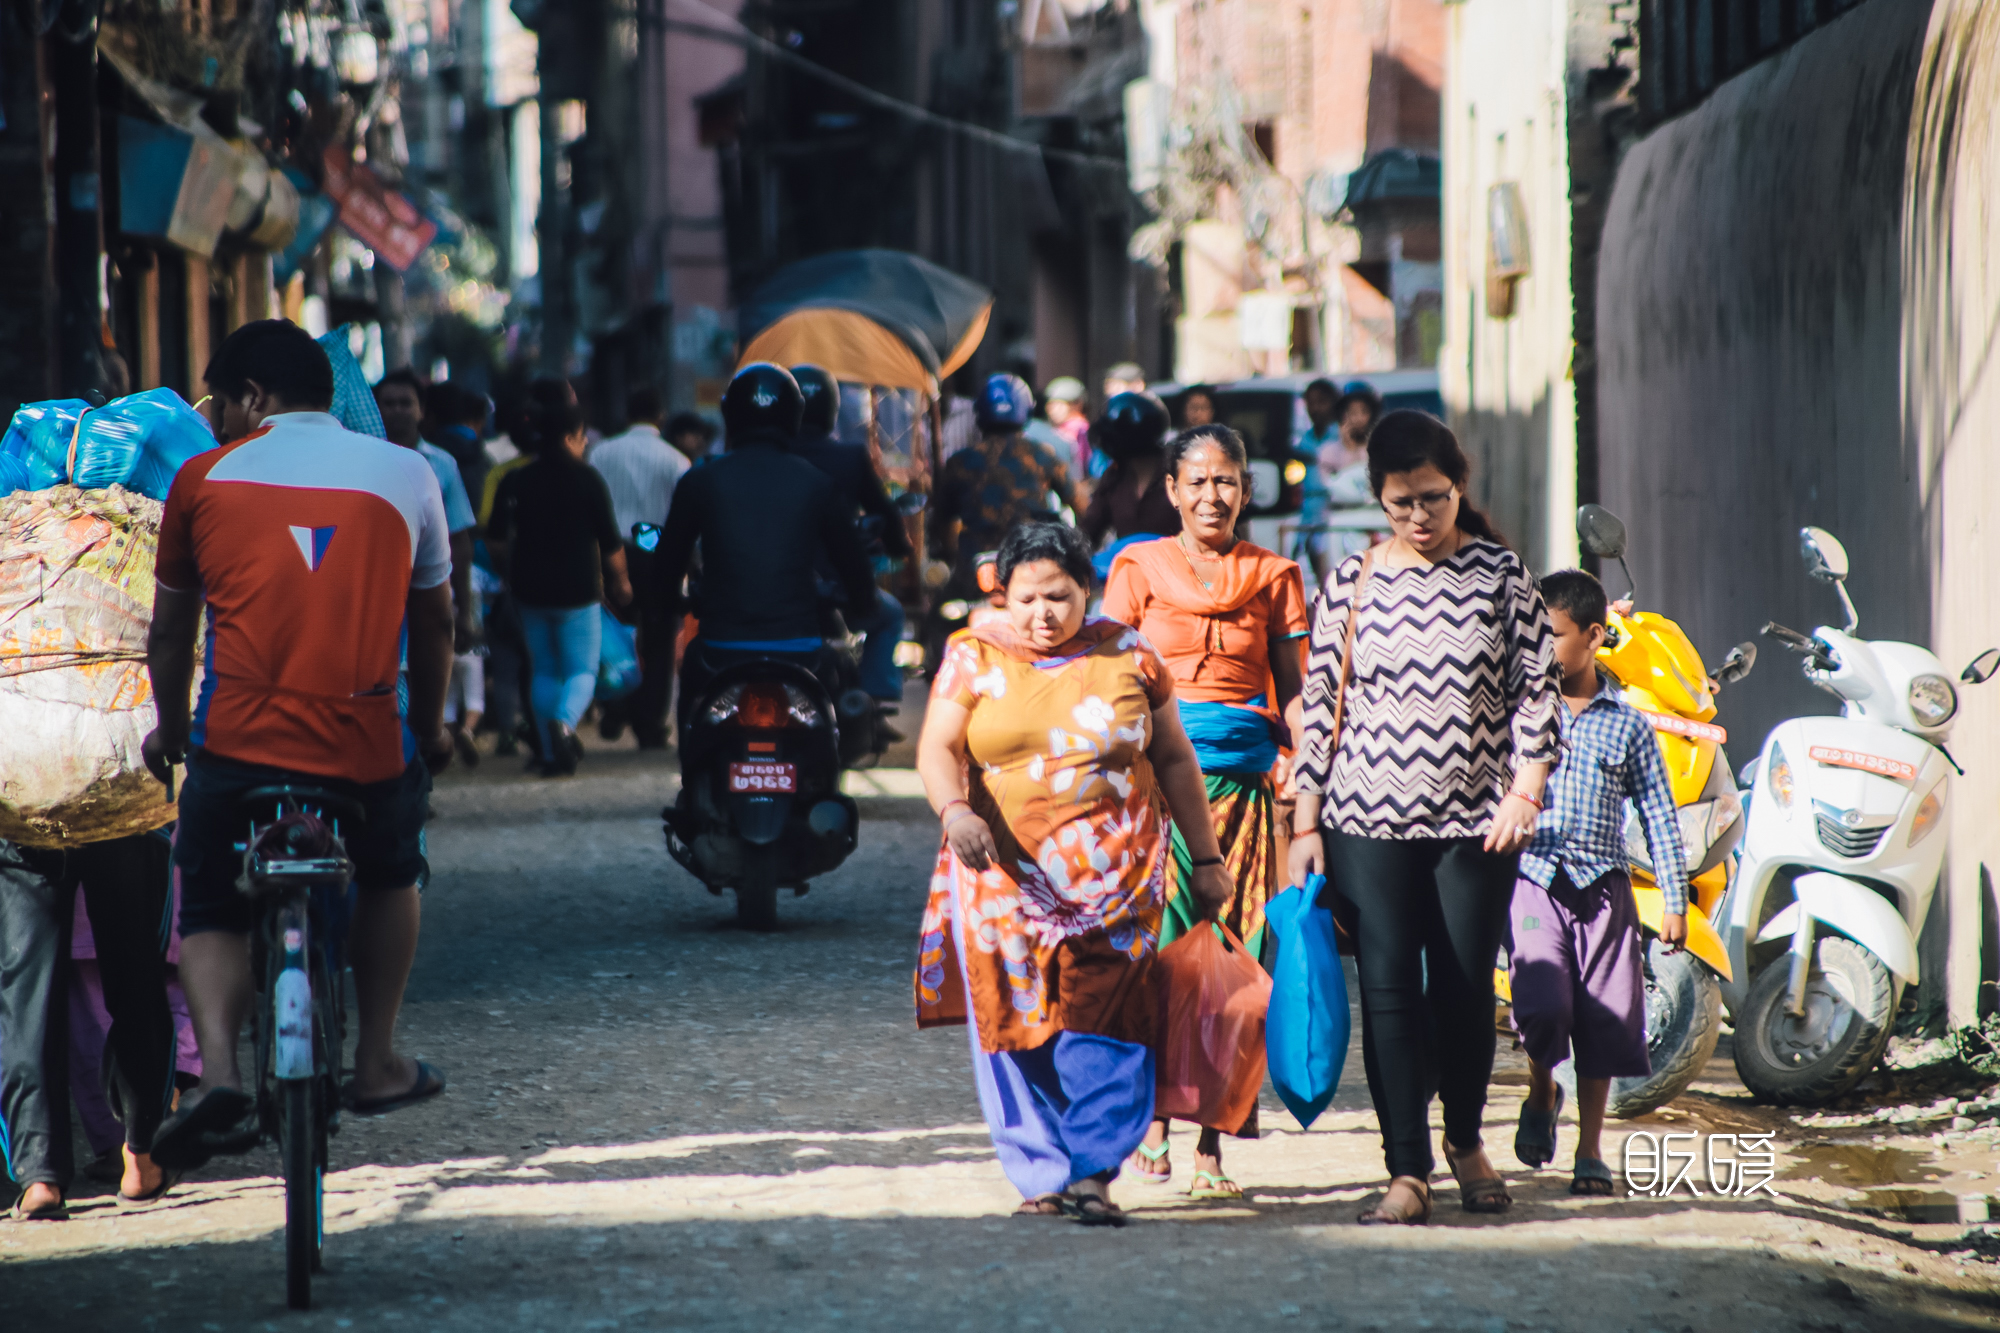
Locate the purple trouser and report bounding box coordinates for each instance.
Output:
[1508,868,1650,1079]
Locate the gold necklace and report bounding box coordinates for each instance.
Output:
[1178,533,1228,589]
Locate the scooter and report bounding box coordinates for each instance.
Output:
[1726,526,1999,1105]
[662,649,861,931]
[1495,505,1756,1117]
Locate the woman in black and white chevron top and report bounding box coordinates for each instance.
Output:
[1289,411,1559,1226]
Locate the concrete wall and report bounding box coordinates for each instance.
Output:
[1441,0,1577,574]
[1598,0,2000,1022]
[1598,0,1930,743]
[1903,0,2000,1022]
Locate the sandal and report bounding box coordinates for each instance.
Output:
[343,1060,447,1117]
[1357,1175,1431,1226]
[1570,1157,1616,1196]
[1443,1142,1513,1214]
[1187,1169,1244,1201]
[1014,1193,1069,1217]
[118,1168,182,1206]
[1127,1136,1171,1182]
[150,1086,256,1171]
[1514,1085,1564,1168]
[1062,1192,1129,1228]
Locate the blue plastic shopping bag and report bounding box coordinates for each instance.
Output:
[1264,873,1351,1129]
[595,606,641,701]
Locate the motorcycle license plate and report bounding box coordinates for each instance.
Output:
[1808,746,1918,781]
[729,761,797,793]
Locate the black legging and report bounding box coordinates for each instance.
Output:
[1324,830,1518,1181]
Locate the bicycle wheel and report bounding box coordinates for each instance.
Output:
[280,1077,321,1309]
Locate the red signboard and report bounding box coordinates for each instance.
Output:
[320,147,437,273]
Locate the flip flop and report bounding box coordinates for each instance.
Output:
[1128,1137,1171,1183]
[1571,1157,1616,1196]
[9,1189,68,1221]
[150,1086,256,1171]
[117,1168,182,1207]
[1514,1085,1565,1168]
[1187,1169,1244,1201]
[343,1060,447,1117]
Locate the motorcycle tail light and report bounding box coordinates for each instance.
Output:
[701,685,744,725]
[1910,785,1946,847]
[782,683,822,727]
[1767,743,1795,810]
[736,683,792,730]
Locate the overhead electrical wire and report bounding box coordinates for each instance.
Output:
[655,0,1130,173]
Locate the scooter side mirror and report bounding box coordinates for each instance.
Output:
[1964,647,2000,685]
[1576,504,1628,560]
[1799,526,1849,582]
[1716,641,1758,686]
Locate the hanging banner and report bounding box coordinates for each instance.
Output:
[320,146,437,273]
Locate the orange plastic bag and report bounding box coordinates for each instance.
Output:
[1153,924,1273,1134]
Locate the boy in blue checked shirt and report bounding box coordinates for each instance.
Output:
[1509,570,1689,1196]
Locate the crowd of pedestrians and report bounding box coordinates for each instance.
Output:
[3,330,1681,1246]
[916,371,1688,1229]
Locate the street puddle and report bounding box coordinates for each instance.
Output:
[1854,1188,1963,1224]
[1780,1143,1962,1221]
[1781,1143,1936,1186]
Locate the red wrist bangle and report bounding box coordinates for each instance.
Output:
[1509,789,1543,810]
[940,799,971,823]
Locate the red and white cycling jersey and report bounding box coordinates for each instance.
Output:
[157,411,450,783]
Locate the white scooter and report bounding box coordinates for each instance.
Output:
[1725,526,2000,1105]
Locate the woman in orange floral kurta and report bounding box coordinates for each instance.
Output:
[915,520,1232,1226]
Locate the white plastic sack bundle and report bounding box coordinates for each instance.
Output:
[0,485,189,847]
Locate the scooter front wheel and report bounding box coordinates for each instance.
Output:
[1733,936,1894,1106]
[1606,943,1724,1118]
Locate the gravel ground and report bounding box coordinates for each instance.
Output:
[7,696,2000,1331]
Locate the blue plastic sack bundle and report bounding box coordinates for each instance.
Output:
[0,452,31,495]
[596,607,641,701]
[0,390,215,498]
[1264,873,1351,1128]
[1,399,90,489]
[75,388,216,498]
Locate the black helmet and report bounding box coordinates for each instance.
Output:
[1092,391,1171,463]
[791,364,839,435]
[721,362,803,444]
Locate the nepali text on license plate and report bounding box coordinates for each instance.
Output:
[1807,746,1918,781]
[729,761,797,793]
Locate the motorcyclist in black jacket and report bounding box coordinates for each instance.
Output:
[653,363,877,731]
[787,364,911,706]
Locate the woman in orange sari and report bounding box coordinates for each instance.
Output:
[1102,424,1309,1198]
[915,519,1232,1226]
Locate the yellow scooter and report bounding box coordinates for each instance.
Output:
[1495,505,1755,1117]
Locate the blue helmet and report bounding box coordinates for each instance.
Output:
[975,373,1034,432]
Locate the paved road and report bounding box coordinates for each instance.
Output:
[7,720,2000,1331]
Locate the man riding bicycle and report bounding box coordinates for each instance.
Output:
[144,320,456,1169]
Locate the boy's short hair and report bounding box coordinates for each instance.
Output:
[204,319,335,409]
[1540,568,1608,629]
[374,367,425,399]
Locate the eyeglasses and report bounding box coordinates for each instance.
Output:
[1381,488,1458,519]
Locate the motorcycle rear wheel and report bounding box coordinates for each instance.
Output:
[1733,936,1894,1106]
[735,879,780,932]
